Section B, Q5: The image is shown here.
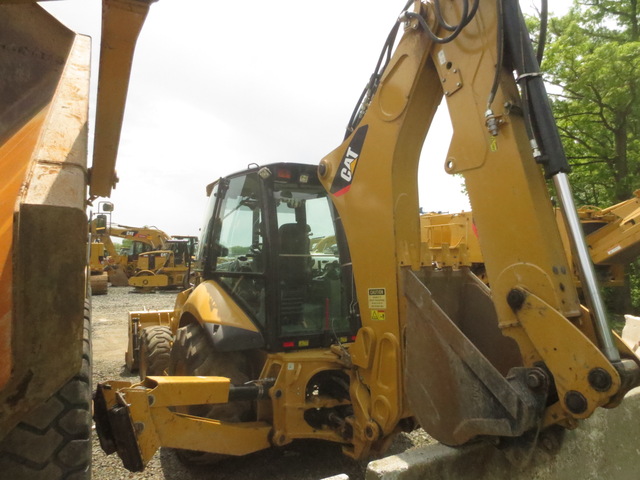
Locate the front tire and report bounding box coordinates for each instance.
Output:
[0,300,92,479]
[168,322,254,465]
[139,325,173,380]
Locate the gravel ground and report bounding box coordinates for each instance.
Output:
[91,287,433,480]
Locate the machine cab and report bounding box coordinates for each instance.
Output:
[197,163,359,352]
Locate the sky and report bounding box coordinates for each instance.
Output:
[42,0,575,237]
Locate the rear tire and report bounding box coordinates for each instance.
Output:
[168,322,253,465]
[0,300,92,480]
[139,325,173,380]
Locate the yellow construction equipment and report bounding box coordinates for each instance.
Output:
[422,191,640,287]
[93,0,640,473]
[128,236,197,292]
[105,223,169,258]
[125,309,173,377]
[560,191,640,285]
[89,242,110,295]
[89,208,171,287]
[0,1,156,478]
[88,202,117,294]
[420,210,485,277]
[88,207,193,292]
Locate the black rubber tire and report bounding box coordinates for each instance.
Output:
[139,325,173,380]
[168,322,253,465]
[0,300,92,480]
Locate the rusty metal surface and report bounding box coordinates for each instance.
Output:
[0,3,74,146]
[403,268,539,446]
[0,4,90,437]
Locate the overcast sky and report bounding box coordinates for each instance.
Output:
[42,0,574,237]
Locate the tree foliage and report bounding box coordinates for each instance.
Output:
[542,0,640,206]
[537,1,640,313]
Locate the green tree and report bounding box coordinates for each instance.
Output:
[540,1,640,312]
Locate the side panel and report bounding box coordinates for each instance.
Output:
[0,4,90,436]
[0,3,75,393]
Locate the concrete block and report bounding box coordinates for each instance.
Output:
[623,315,640,353]
[367,388,640,480]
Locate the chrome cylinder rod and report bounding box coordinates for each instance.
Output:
[553,172,620,363]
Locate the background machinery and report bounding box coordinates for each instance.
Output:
[89,203,118,295]
[89,209,171,287]
[0,1,156,478]
[128,236,198,292]
[421,190,640,288]
[94,0,640,472]
[558,191,640,287]
[89,242,110,296]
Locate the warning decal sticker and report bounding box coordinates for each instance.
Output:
[368,288,387,309]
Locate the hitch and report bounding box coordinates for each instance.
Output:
[93,376,273,472]
[93,382,144,471]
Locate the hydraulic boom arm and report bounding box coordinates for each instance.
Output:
[318,0,640,446]
[90,0,157,199]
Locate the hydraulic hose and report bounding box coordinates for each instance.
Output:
[502,0,620,363]
[502,0,568,178]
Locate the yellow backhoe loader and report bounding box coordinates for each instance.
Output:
[128,236,198,292]
[422,190,640,287]
[0,1,156,479]
[94,0,640,473]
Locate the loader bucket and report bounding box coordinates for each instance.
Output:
[0,3,90,434]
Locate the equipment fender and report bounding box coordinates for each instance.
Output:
[179,280,264,351]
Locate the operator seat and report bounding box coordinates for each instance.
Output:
[278,223,311,326]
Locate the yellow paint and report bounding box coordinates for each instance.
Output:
[0,108,49,389]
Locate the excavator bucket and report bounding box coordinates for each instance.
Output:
[403,268,545,446]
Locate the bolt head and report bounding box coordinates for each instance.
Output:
[564,390,588,414]
[588,368,612,392]
[507,289,526,311]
